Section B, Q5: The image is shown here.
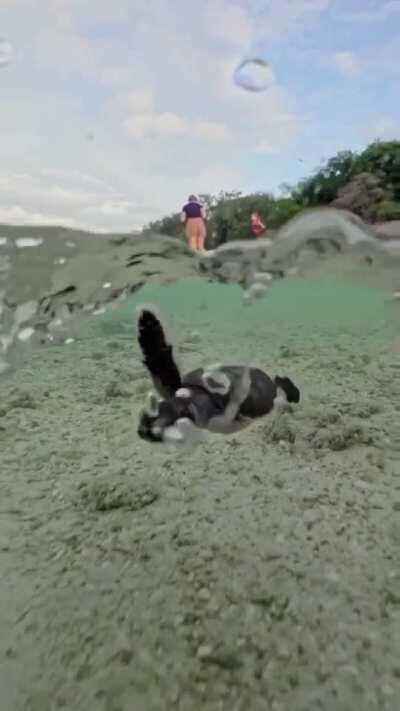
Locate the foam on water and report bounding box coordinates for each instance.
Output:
[15,238,44,248]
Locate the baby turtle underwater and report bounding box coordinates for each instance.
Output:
[137,306,300,444]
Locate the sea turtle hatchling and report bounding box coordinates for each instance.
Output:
[136,306,300,444]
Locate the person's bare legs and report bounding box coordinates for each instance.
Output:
[185,221,197,251]
[186,218,206,252]
[197,220,206,252]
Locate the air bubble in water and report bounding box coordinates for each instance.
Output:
[233,58,274,92]
[0,39,13,68]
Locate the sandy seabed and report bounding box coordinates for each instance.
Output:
[1,259,400,711]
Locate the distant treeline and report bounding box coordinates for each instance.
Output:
[143,140,400,246]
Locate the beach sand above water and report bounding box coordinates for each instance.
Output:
[1,257,400,711]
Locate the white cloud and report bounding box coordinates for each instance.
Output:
[124,111,188,140]
[0,205,77,228]
[251,0,332,41]
[192,120,233,143]
[33,29,97,75]
[208,1,253,49]
[255,140,282,156]
[99,200,134,216]
[30,1,98,76]
[364,117,400,142]
[124,88,155,114]
[119,87,233,143]
[123,111,233,142]
[0,173,108,209]
[332,51,361,78]
[0,0,316,231]
[100,66,132,87]
[341,1,400,23]
[0,0,38,6]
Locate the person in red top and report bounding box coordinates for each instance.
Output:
[250,211,267,237]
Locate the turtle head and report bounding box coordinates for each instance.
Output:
[137,390,201,444]
[138,395,182,443]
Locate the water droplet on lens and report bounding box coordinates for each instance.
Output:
[0,39,13,68]
[233,58,274,92]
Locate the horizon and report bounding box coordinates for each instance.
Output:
[1,0,400,233]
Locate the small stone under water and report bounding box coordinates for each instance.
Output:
[233,58,274,92]
[243,282,269,305]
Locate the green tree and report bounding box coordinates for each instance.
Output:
[293,150,357,206]
[144,212,182,239]
[354,140,400,200]
[331,172,388,222]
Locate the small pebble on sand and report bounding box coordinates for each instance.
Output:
[198,587,211,602]
[197,644,213,659]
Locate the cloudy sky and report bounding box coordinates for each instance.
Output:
[1,0,400,232]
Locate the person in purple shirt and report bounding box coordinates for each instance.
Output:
[180,194,207,252]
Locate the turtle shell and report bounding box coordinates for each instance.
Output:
[182,366,277,421]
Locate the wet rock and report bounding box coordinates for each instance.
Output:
[216,263,243,283]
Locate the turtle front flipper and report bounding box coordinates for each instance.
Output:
[137,306,182,398]
[207,366,252,434]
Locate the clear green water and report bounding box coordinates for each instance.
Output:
[72,274,399,348]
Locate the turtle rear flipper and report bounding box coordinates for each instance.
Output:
[137,306,182,398]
